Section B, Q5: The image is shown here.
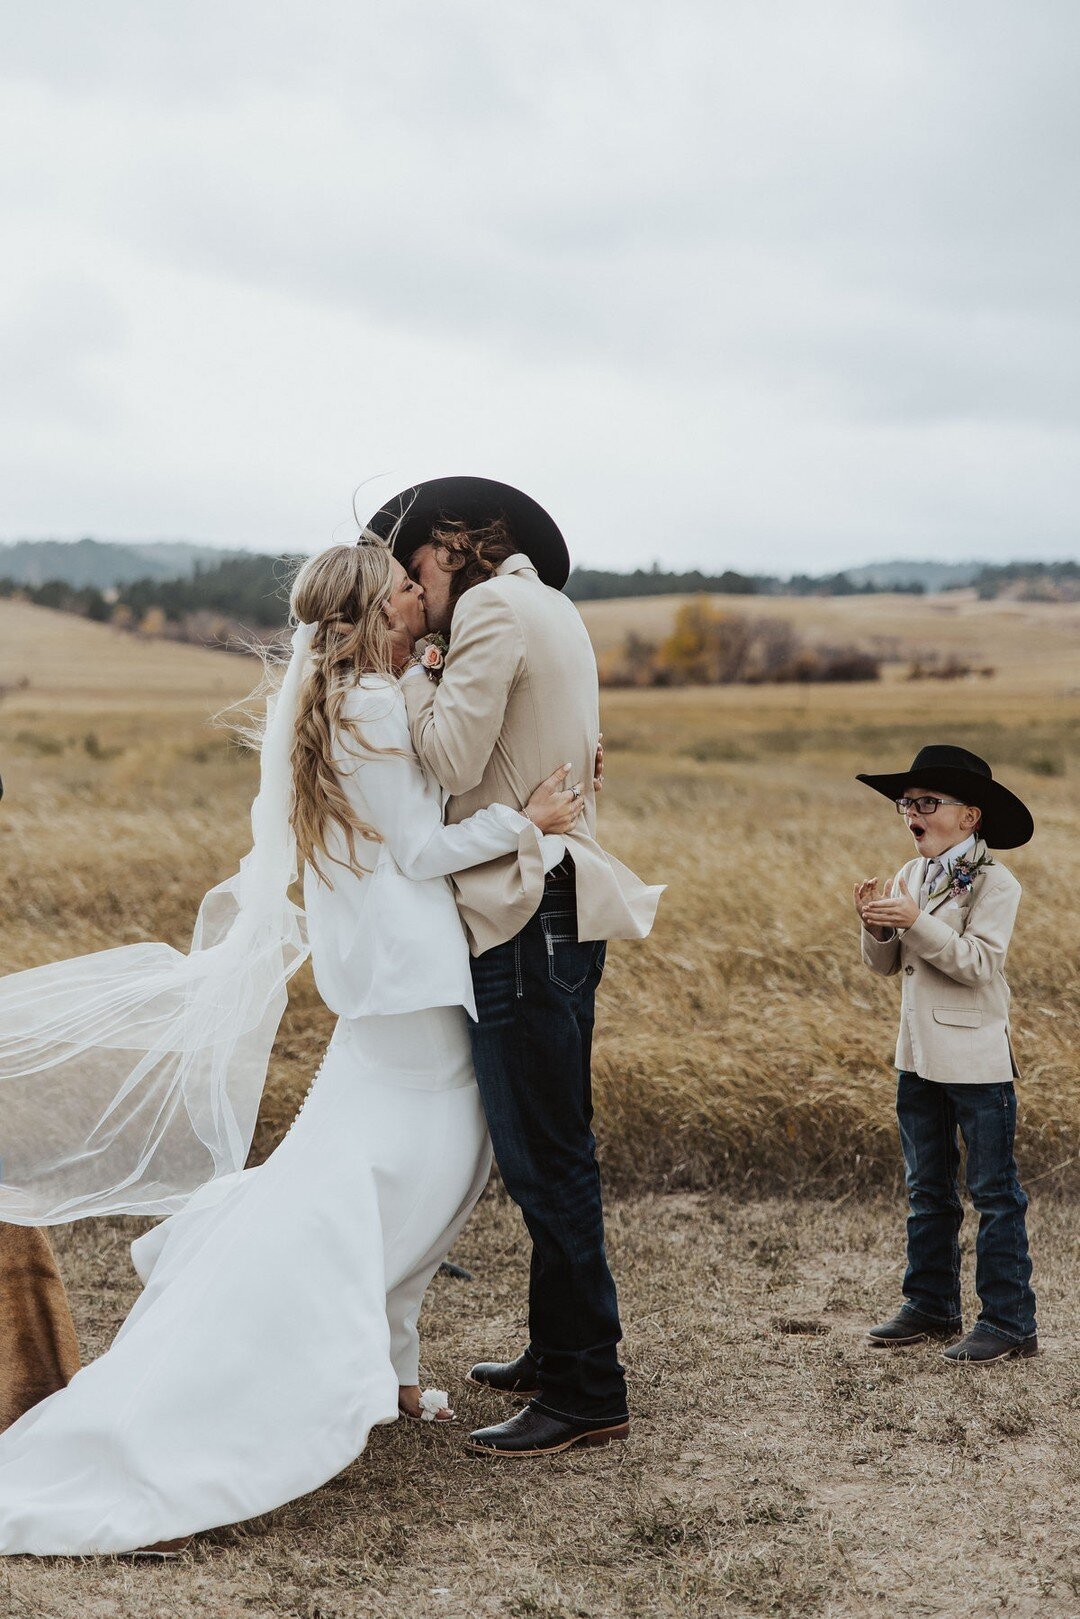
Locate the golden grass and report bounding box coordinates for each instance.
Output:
[2,596,1077,1191]
[1,598,1077,1614]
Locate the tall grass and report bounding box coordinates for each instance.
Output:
[589,689,1078,1191]
[2,600,1077,1193]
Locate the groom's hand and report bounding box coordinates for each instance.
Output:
[594,734,604,793]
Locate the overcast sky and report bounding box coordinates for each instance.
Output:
[2,1,1078,572]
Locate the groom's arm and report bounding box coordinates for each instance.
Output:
[402,587,524,797]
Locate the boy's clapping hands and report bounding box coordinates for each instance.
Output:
[854,876,920,938]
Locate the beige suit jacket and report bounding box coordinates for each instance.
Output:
[402,554,664,955]
[861,838,1021,1084]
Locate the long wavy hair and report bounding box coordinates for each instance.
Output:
[288,539,402,880]
[428,513,517,610]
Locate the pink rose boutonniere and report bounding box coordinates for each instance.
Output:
[416,633,449,682]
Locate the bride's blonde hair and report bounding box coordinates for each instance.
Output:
[288,538,401,879]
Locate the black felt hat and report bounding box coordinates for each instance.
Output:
[363,475,571,591]
[856,744,1033,849]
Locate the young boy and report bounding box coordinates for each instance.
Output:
[853,743,1037,1363]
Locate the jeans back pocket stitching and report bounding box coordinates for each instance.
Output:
[543,935,591,993]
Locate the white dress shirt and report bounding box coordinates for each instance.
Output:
[304,676,544,1020]
[919,833,977,907]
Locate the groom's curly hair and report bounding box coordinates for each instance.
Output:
[429,515,518,607]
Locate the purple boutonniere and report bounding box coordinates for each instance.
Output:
[928,851,995,903]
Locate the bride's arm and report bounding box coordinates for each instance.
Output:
[336,685,550,883]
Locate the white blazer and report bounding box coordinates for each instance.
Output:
[304,676,541,1020]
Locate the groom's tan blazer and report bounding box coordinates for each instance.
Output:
[402,554,663,955]
[861,837,1021,1084]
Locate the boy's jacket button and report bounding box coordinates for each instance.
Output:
[904,965,915,975]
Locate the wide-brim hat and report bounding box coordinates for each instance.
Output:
[856,743,1034,849]
[362,475,571,591]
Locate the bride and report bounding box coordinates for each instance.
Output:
[0,535,584,1556]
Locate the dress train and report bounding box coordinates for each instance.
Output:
[0,1005,490,1555]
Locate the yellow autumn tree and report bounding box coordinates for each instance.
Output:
[656,598,755,684]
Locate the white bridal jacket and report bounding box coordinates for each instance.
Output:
[303,675,544,1020]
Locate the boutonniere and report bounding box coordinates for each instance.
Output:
[415,633,449,682]
[928,851,995,903]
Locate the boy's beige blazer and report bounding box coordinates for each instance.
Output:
[861,837,1021,1085]
[402,554,664,956]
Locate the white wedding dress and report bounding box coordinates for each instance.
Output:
[0,675,546,1556]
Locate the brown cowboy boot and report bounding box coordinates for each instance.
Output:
[0,1225,81,1432]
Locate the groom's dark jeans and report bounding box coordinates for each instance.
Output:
[896,1071,1037,1343]
[468,863,627,1426]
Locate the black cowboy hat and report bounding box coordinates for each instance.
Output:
[856,744,1034,849]
[362,475,571,591]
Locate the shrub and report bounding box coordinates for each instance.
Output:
[601,598,880,688]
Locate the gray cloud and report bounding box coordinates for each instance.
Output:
[1,0,1078,568]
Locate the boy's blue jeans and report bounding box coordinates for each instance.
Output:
[896,1071,1037,1343]
[466,865,628,1425]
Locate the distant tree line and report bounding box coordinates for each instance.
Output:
[956,560,1080,602]
[566,565,762,600]
[565,565,930,599]
[0,554,298,648]
[3,553,923,641]
[0,577,113,620]
[2,552,1075,665]
[778,572,926,597]
[117,554,297,627]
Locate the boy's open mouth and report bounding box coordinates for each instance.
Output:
[909,821,927,840]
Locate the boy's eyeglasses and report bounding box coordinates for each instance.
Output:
[894,796,965,816]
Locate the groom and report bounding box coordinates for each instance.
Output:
[367,476,662,1456]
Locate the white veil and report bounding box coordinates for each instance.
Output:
[0,623,316,1225]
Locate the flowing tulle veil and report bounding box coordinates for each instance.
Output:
[0,623,316,1224]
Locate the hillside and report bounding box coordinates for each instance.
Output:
[0,537,261,589]
[0,598,251,711]
[5,539,1075,609]
[5,586,1080,712]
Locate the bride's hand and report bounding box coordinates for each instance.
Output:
[525,764,587,835]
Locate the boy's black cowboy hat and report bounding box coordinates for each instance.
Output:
[856,744,1034,849]
[363,475,571,591]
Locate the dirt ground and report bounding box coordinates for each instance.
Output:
[3,1190,1076,1619]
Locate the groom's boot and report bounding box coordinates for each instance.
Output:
[466,1349,540,1399]
[466,1406,629,1457]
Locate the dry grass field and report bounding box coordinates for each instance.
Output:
[0,592,1077,1616]
[582,588,1080,691]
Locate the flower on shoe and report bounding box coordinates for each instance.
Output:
[418,1387,451,1421]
